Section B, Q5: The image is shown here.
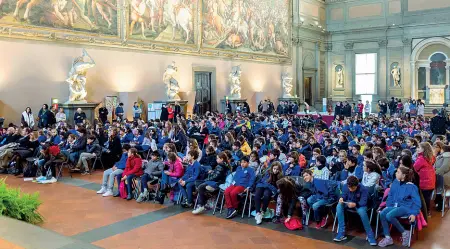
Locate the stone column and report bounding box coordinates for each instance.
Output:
[447,65,450,102]
[325,43,333,98]
[297,40,304,102]
[378,40,388,100]
[402,38,412,97]
[410,62,416,99]
[315,41,321,105]
[344,42,354,100]
[425,66,431,103]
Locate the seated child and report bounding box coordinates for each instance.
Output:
[307,176,337,229]
[136,151,164,202]
[311,155,330,180]
[179,150,201,208]
[378,166,421,247]
[156,152,184,204]
[225,156,256,219]
[362,159,381,188]
[192,152,230,214]
[283,151,301,176]
[334,176,376,246]
[120,148,144,200]
[97,144,130,197]
[254,161,283,225]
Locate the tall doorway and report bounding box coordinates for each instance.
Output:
[194,72,212,115]
[304,77,312,105]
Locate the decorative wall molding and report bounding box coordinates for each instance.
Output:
[402,38,412,46]
[344,42,354,50]
[325,43,333,51]
[378,40,388,48]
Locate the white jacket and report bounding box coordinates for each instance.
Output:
[21,111,35,128]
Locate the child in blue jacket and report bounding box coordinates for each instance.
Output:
[334,176,376,245]
[225,156,256,219]
[283,151,301,176]
[179,150,201,208]
[378,166,421,247]
[254,161,283,225]
[307,178,338,229]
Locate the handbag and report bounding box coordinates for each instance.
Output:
[119,181,128,199]
[284,217,303,230]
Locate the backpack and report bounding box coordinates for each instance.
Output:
[49,145,60,157]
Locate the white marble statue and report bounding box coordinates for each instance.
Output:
[336,68,343,88]
[281,72,293,98]
[66,49,95,103]
[163,61,181,100]
[391,65,401,87]
[229,65,242,99]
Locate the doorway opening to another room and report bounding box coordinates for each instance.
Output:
[304,77,312,105]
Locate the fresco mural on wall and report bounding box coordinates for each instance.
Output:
[128,0,195,44]
[0,0,118,35]
[202,0,290,57]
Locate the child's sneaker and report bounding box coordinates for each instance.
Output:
[378,237,394,247]
[333,233,347,242]
[192,206,205,215]
[206,186,216,192]
[226,208,237,219]
[320,216,328,228]
[255,212,263,225]
[136,193,145,203]
[401,230,411,247]
[97,187,106,194]
[367,236,377,246]
[102,190,113,197]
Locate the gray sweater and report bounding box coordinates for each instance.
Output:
[144,159,164,177]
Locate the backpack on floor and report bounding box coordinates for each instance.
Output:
[119,181,128,199]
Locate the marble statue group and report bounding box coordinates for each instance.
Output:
[163,61,181,100]
[66,49,96,103]
[229,66,242,99]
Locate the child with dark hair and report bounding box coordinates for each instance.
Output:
[362,159,381,188]
[179,149,201,208]
[335,155,363,183]
[98,144,131,197]
[312,155,330,180]
[378,166,421,247]
[200,145,218,169]
[307,172,338,229]
[283,151,301,176]
[334,176,376,245]
[254,161,283,225]
[156,152,184,204]
[225,156,256,219]
[231,141,244,162]
[137,151,164,202]
[192,152,230,215]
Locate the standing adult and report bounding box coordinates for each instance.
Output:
[115,103,124,122]
[132,102,142,121]
[21,107,35,128]
[225,100,232,115]
[99,106,109,124]
[417,100,425,117]
[389,97,397,116]
[38,104,51,128]
[74,108,87,125]
[334,102,342,119]
[160,104,169,122]
[55,108,67,125]
[430,109,448,142]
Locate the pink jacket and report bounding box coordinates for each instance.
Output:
[413,153,436,190]
[165,157,184,178]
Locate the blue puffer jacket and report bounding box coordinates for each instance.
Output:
[181,161,201,183]
[386,179,421,216]
[255,172,278,195]
[310,179,338,201]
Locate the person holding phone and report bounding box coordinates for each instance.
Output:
[334,176,376,245]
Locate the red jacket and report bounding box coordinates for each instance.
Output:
[165,157,184,177]
[167,107,174,119]
[357,103,364,113]
[123,155,144,177]
[413,153,436,190]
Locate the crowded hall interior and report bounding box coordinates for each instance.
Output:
[1,0,450,248]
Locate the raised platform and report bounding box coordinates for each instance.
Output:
[220,98,247,114]
[60,102,99,125]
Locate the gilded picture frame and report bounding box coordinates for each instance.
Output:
[0,0,292,64]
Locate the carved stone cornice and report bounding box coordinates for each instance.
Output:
[344,42,354,50]
[402,38,412,46]
[378,40,388,48]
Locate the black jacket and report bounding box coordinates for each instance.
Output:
[200,153,218,169]
[71,135,87,152]
[430,115,448,135]
[99,107,109,120]
[74,112,87,124]
[160,107,168,121]
[205,162,228,183]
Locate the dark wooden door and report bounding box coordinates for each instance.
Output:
[194,72,212,115]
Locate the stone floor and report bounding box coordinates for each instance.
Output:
[0,171,449,249]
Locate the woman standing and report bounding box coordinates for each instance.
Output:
[417,100,425,116]
[102,129,123,168]
[413,142,436,215]
[21,107,35,128]
[38,104,51,128]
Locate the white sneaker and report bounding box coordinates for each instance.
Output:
[255,212,263,225]
[102,190,113,197]
[97,187,106,194]
[192,206,206,215]
[205,186,216,192]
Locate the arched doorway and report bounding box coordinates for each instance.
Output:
[411,38,450,104]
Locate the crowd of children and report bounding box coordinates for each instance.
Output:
[1,100,450,247]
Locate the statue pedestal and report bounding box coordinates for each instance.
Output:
[61,102,100,125]
[220,99,247,114]
[278,97,300,104]
[154,100,188,118]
